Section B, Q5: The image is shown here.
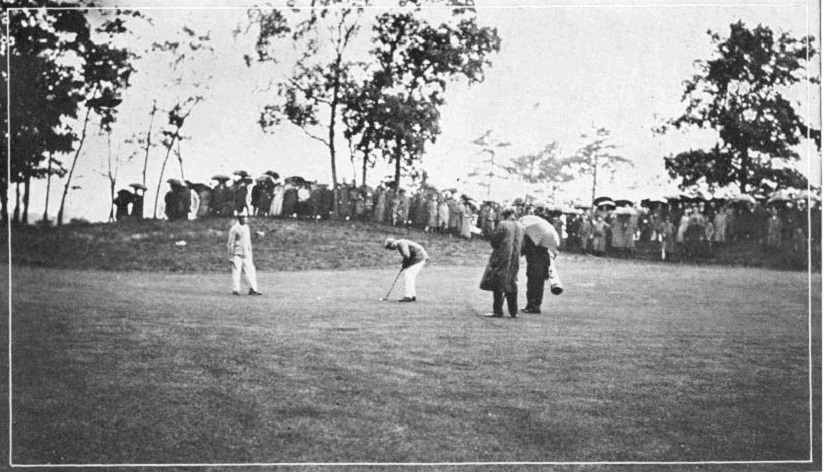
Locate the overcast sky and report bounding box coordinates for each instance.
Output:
[13,0,821,222]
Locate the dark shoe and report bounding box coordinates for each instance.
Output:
[249,289,262,296]
[510,313,518,318]
[551,285,563,295]
[398,297,415,302]
[484,312,503,318]
[232,291,240,296]
[521,307,541,314]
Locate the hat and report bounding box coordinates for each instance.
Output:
[234,208,249,218]
[384,238,397,249]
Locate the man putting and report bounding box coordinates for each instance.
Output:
[227,211,262,296]
[384,237,429,302]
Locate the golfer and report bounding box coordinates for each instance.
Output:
[384,238,429,302]
[227,211,262,296]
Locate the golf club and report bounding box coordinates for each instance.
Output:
[380,268,404,301]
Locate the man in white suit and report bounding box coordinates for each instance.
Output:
[227,211,262,296]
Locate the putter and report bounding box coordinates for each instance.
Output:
[380,268,404,301]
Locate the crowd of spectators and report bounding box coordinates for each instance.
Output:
[112,171,820,265]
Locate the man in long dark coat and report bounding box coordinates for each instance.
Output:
[480,207,525,318]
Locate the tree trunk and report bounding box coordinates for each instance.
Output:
[328,85,340,221]
[12,182,20,224]
[177,139,185,181]
[362,154,368,188]
[57,104,93,226]
[394,137,402,191]
[43,155,53,224]
[142,100,157,188]
[591,156,598,204]
[739,148,749,194]
[1,177,8,223]
[22,175,30,225]
[153,134,178,219]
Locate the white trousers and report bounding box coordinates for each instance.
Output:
[404,260,426,298]
[232,255,258,292]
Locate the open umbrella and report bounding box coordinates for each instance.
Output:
[519,215,560,253]
[613,206,637,216]
[596,199,616,209]
[265,171,280,179]
[233,170,250,178]
[641,197,667,207]
[733,194,756,204]
[593,196,613,206]
[614,199,634,207]
[212,174,231,181]
[128,183,147,191]
[285,176,307,185]
[797,189,822,201]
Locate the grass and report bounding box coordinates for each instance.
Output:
[8,217,819,272]
[8,217,494,272]
[7,256,821,470]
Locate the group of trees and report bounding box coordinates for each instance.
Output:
[467,126,632,205]
[660,21,820,196]
[3,3,138,225]
[2,1,819,225]
[3,2,217,225]
[248,0,502,218]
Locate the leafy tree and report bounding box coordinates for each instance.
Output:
[467,129,511,198]
[147,25,213,218]
[4,4,138,225]
[249,2,365,219]
[504,141,574,204]
[347,6,501,190]
[151,97,203,218]
[660,21,820,194]
[566,126,632,203]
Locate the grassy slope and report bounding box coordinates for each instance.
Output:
[8,218,493,272]
[7,217,819,272]
[8,259,821,469]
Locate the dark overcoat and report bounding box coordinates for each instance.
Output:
[480,219,525,293]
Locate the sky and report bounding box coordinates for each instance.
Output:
[10,0,822,222]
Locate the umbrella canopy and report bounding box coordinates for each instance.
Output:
[641,197,667,207]
[212,174,231,181]
[128,183,147,191]
[117,189,133,195]
[233,170,250,178]
[613,206,637,216]
[614,199,634,207]
[265,171,280,179]
[519,215,560,253]
[285,176,307,185]
[593,196,613,206]
[596,200,616,208]
[86,97,122,108]
[797,189,822,201]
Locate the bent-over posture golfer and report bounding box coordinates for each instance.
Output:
[384,238,429,302]
[227,212,262,296]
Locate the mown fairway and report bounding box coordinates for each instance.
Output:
[8,257,821,469]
